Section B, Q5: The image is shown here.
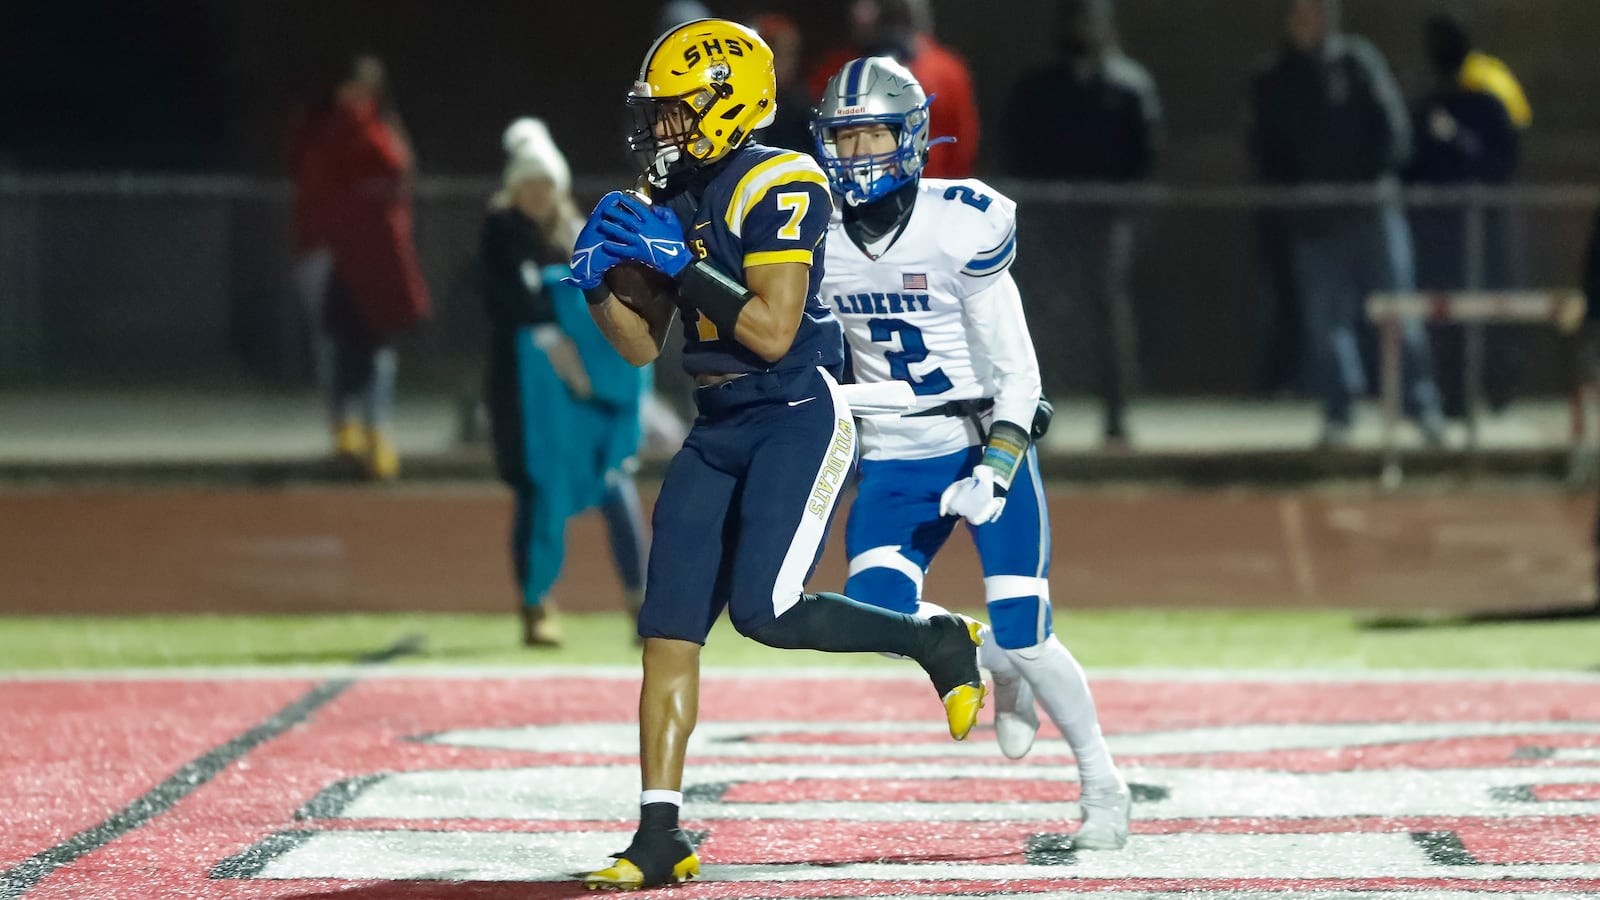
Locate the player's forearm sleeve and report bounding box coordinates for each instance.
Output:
[678,259,756,335]
[964,271,1042,430]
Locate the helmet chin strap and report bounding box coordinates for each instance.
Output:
[841,150,913,206]
[645,146,682,189]
[848,160,896,204]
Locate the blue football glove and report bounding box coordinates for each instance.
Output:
[596,193,692,278]
[565,192,636,289]
[567,239,626,291]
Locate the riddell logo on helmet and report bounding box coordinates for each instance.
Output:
[834,106,868,116]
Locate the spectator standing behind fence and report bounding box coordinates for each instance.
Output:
[291,55,430,479]
[1247,0,1444,448]
[808,0,979,178]
[1404,14,1525,418]
[1002,0,1160,448]
[479,119,651,647]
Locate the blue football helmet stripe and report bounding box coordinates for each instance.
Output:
[843,58,867,104]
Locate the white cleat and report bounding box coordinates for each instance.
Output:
[991,672,1039,760]
[1073,782,1132,851]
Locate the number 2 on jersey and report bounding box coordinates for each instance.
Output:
[868,318,953,396]
[943,185,992,212]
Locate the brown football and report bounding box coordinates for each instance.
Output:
[604,261,676,313]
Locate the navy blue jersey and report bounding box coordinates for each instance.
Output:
[666,143,843,376]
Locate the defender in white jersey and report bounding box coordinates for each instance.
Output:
[813,56,1131,850]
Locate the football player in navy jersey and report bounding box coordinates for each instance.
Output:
[565,19,984,890]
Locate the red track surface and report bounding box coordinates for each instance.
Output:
[0,486,1594,616]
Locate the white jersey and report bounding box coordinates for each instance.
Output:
[820,178,1042,460]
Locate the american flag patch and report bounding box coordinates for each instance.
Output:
[902,273,928,290]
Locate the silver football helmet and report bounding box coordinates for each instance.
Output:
[811,56,946,206]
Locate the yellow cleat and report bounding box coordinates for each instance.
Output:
[582,852,699,891]
[962,615,984,646]
[940,617,986,740]
[943,681,987,741]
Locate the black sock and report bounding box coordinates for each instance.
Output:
[640,801,679,831]
[746,592,933,658]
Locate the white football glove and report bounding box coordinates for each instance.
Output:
[939,463,1008,526]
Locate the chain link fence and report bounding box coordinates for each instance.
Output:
[2,175,1596,416]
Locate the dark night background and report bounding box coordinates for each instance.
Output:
[4,0,1598,182]
[3,0,1598,395]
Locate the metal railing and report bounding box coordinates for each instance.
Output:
[1367,290,1587,485]
[2,174,1596,456]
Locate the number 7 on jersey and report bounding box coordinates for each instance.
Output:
[775,192,809,240]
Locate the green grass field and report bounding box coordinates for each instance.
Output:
[3,608,1598,672]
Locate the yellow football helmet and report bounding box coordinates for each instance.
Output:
[627,19,777,189]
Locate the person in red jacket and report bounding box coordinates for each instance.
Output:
[292,55,431,480]
[806,0,979,177]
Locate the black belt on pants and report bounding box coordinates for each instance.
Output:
[903,396,1055,443]
[906,398,995,442]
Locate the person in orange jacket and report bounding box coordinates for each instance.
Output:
[807,0,979,177]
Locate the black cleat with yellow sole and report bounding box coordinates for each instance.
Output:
[922,614,986,740]
[583,827,699,890]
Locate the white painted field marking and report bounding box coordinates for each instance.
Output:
[1537,748,1600,763]
[250,830,618,881]
[426,719,1600,758]
[327,762,1600,822]
[198,675,1600,896]
[1104,721,1600,755]
[247,830,1600,882]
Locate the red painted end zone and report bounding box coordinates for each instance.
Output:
[0,679,317,870]
[2,673,1598,899]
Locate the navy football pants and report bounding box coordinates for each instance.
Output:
[637,366,854,643]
